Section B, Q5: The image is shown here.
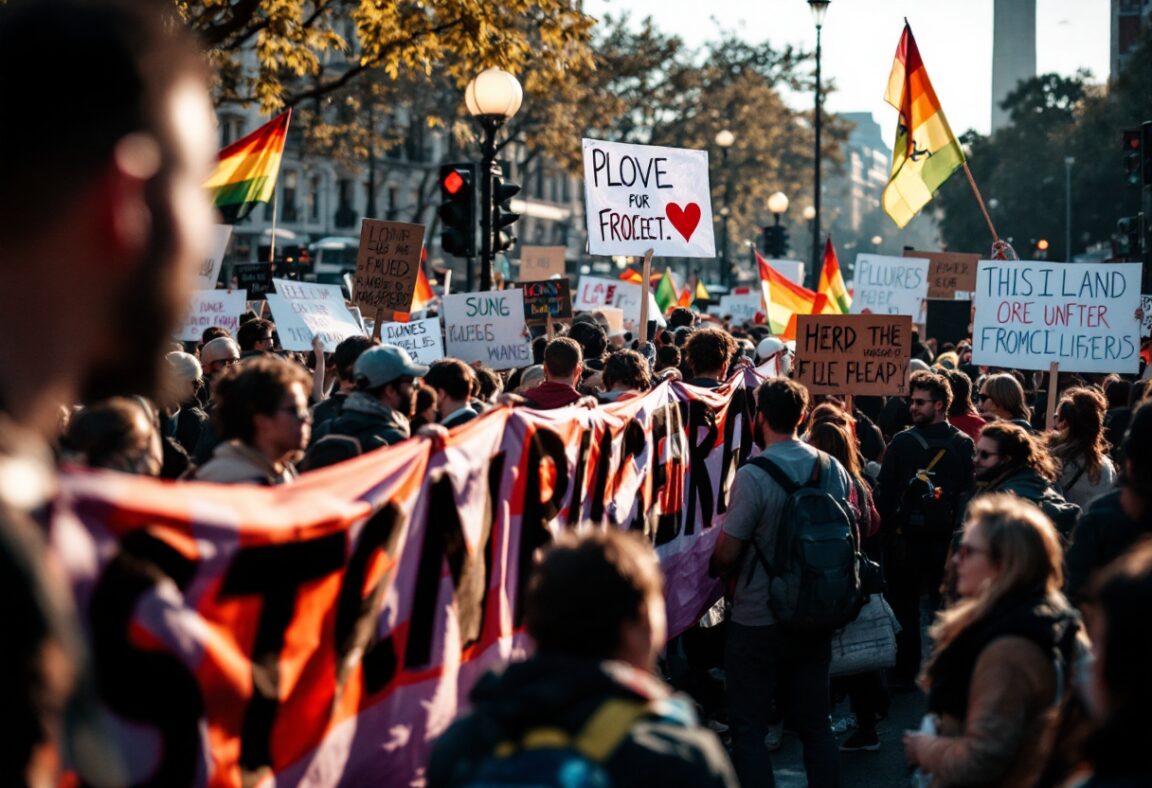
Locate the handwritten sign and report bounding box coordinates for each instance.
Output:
[377,318,444,366]
[794,314,912,396]
[851,254,930,319]
[234,263,273,299]
[268,279,365,352]
[521,279,573,324]
[573,276,641,311]
[442,290,532,369]
[354,220,423,314]
[582,138,715,257]
[519,246,567,280]
[178,289,247,342]
[971,261,1142,373]
[196,225,233,289]
[906,249,980,300]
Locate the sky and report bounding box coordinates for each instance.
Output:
[582,0,1112,147]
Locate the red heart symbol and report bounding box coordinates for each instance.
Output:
[665,202,701,243]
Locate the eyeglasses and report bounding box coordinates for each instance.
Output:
[956,542,988,561]
[976,449,998,460]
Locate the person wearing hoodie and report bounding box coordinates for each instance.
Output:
[521,337,585,410]
[967,423,1080,538]
[903,494,1081,788]
[427,529,737,788]
[311,344,428,451]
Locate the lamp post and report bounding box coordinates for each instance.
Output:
[1064,156,1075,261]
[465,67,523,291]
[715,129,735,287]
[802,205,816,274]
[764,191,790,257]
[808,0,830,290]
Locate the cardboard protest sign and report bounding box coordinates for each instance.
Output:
[851,254,930,318]
[195,224,233,289]
[377,318,444,366]
[971,261,1142,373]
[518,246,567,280]
[234,262,273,299]
[353,220,423,315]
[599,306,625,336]
[521,279,573,324]
[794,314,913,396]
[582,138,715,257]
[268,279,365,352]
[442,290,532,368]
[925,300,972,349]
[906,249,980,300]
[179,289,247,342]
[1141,294,1152,338]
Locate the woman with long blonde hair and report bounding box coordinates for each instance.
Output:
[903,494,1081,787]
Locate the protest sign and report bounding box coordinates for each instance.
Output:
[353,220,423,315]
[1141,294,1152,338]
[719,293,763,325]
[971,261,1142,373]
[377,318,444,366]
[573,275,640,311]
[926,300,972,349]
[906,249,980,300]
[521,279,573,324]
[794,314,912,396]
[234,262,273,299]
[599,306,625,336]
[851,254,930,318]
[582,138,715,257]
[766,258,805,286]
[518,245,567,280]
[268,279,365,352]
[195,224,232,289]
[178,289,247,341]
[442,290,532,368]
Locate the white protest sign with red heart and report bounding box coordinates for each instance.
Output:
[582,138,716,258]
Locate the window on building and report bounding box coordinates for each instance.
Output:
[308,175,321,222]
[282,171,299,222]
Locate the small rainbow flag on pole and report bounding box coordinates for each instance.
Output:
[205,111,291,223]
[816,237,851,314]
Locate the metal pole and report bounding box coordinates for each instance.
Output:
[479,117,500,292]
[1064,156,1074,261]
[811,21,823,290]
[722,146,731,288]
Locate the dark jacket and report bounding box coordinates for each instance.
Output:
[313,392,408,452]
[968,464,1080,538]
[427,655,737,788]
[163,404,207,456]
[309,390,348,442]
[521,380,582,410]
[876,421,975,529]
[1065,490,1152,602]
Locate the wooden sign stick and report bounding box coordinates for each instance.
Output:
[844,393,854,416]
[546,312,555,341]
[639,248,653,346]
[373,307,385,341]
[1045,361,1060,432]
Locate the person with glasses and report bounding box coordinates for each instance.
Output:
[312,344,429,452]
[188,356,311,485]
[237,317,277,358]
[876,371,976,688]
[903,494,1081,788]
[976,373,1035,433]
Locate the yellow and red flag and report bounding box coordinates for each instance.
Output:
[678,285,693,309]
[882,24,964,229]
[816,237,852,314]
[205,111,292,224]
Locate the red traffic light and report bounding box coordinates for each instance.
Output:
[443,170,465,195]
[1124,129,1141,150]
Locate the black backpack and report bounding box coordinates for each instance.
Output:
[895,428,968,541]
[747,452,862,631]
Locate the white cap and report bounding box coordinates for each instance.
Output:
[757,337,785,361]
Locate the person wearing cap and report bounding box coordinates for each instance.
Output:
[312,343,428,451]
[755,336,792,376]
[197,336,241,408]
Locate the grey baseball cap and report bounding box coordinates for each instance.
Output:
[354,344,430,388]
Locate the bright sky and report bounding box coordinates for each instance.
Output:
[583,0,1111,146]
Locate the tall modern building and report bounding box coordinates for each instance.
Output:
[991,0,1037,133]
[1112,0,1152,78]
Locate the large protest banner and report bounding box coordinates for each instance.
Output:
[518,245,567,280]
[794,314,913,396]
[51,361,777,786]
[905,249,979,300]
[971,260,1142,373]
[442,290,533,368]
[353,220,423,316]
[583,138,715,258]
[851,254,930,318]
[178,289,247,341]
[267,279,366,351]
[378,318,445,365]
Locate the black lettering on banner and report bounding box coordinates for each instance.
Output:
[334,503,405,696]
[587,429,615,524]
[615,418,649,532]
[219,533,346,775]
[89,530,203,786]
[649,403,686,546]
[681,399,718,535]
[404,469,496,669]
[717,388,755,514]
[515,427,569,625]
[565,428,593,527]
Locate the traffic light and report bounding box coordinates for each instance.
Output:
[761,224,789,258]
[1143,121,1152,187]
[1123,129,1141,186]
[491,169,520,254]
[1114,217,1141,259]
[439,162,476,257]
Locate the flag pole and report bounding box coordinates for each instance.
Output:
[962,161,999,244]
[268,188,279,264]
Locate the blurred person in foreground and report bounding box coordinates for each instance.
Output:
[0,0,216,782]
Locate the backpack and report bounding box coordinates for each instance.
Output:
[460,698,681,787]
[895,428,968,541]
[746,452,862,631]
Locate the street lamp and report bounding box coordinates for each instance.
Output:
[1064,156,1075,261]
[715,129,735,287]
[465,67,523,291]
[764,192,790,258]
[808,0,830,290]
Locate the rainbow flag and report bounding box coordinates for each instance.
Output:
[678,285,693,309]
[816,237,851,314]
[756,250,831,339]
[205,111,291,223]
[619,268,644,284]
[882,24,964,229]
[654,268,680,313]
